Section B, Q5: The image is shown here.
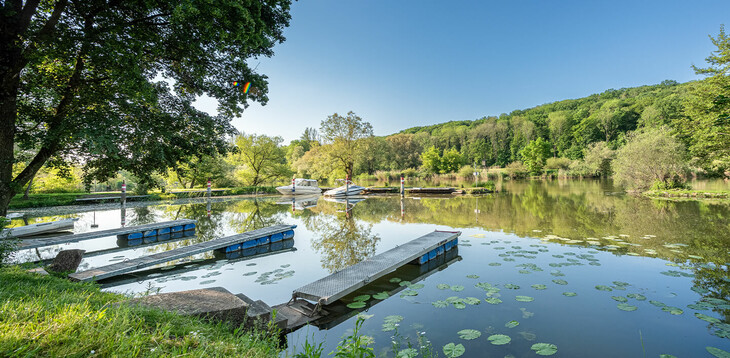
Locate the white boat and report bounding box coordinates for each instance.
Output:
[276,178,322,195]
[275,195,320,210]
[1,218,78,238]
[323,179,366,197]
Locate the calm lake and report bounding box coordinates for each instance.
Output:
[10,179,730,357]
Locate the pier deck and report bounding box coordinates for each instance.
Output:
[16,220,197,250]
[69,224,296,282]
[292,230,460,305]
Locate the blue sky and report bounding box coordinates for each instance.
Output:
[195,0,730,143]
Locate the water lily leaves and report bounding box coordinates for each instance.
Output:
[687,303,711,311]
[373,292,389,300]
[626,293,646,301]
[489,262,502,266]
[396,348,418,358]
[617,303,638,311]
[466,274,480,279]
[488,334,511,345]
[504,284,520,289]
[595,285,613,291]
[457,329,482,340]
[531,343,558,356]
[504,258,516,262]
[562,292,577,297]
[662,306,683,315]
[550,270,565,277]
[516,296,535,302]
[463,297,481,305]
[445,296,461,303]
[518,270,531,274]
[613,281,629,287]
[400,289,418,297]
[612,296,628,303]
[354,295,371,302]
[347,301,366,309]
[199,280,216,285]
[707,346,730,358]
[691,286,710,295]
[442,343,465,358]
[384,315,403,324]
[409,283,425,290]
[695,312,722,324]
[532,284,547,290]
[451,285,465,292]
[389,277,402,283]
[432,300,448,308]
[399,281,412,287]
[475,282,493,291]
[552,279,568,285]
[659,355,677,358]
[453,301,466,309]
[438,284,451,290]
[505,320,520,328]
[650,300,666,308]
[485,297,503,305]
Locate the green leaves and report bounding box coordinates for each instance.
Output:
[347,301,366,309]
[616,303,638,311]
[485,297,503,305]
[516,296,535,302]
[457,329,482,340]
[381,315,404,332]
[487,334,511,345]
[531,343,558,356]
[442,343,465,357]
[373,292,389,300]
[707,346,730,358]
[505,320,520,328]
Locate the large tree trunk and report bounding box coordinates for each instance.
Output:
[0,78,19,217]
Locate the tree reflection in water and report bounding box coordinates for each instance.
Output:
[307,199,380,273]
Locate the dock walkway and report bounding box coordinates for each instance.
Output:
[16,220,197,250]
[292,230,460,306]
[69,224,296,282]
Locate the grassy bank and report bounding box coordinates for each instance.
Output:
[7,186,278,210]
[0,266,281,357]
[643,189,730,199]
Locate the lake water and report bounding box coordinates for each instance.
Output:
[9,179,730,357]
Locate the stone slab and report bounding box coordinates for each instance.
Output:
[128,287,248,327]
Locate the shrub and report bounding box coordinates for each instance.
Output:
[400,168,418,178]
[505,161,529,179]
[458,165,477,179]
[613,127,689,190]
[545,157,572,170]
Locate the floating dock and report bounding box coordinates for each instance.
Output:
[69,224,296,282]
[291,230,460,307]
[405,187,457,194]
[16,220,197,250]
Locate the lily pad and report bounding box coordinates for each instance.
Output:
[488,334,511,345]
[531,343,558,356]
[659,355,677,358]
[432,300,448,308]
[552,279,568,285]
[505,320,520,328]
[384,315,403,324]
[504,284,520,289]
[662,306,683,315]
[489,262,502,266]
[562,292,577,297]
[485,297,503,305]
[453,301,466,309]
[373,292,389,300]
[450,285,465,292]
[347,301,366,309]
[612,296,628,303]
[457,329,482,340]
[626,293,646,301]
[437,284,451,290]
[399,280,412,287]
[613,281,629,287]
[400,289,418,297]
[463,297,481,305]
[466,274,480,279]
[707,346,730,358]
[396,348,418,358]
[531,284,547,290]
[353,295,371,302]
[691,286,710,295]
[389,277,402,283]
[595,285,613,291]
[695,312,722,324]
[617,303,638,311]
[409,283,425,290]
[650,300,666,307]
[442,343,465,358]
[516,295,535,302]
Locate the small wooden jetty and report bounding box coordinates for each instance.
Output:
[16,220,196,250]
[361,187,398,194]
[291,230,460,309]
[405,187,457,195]
[69,224,296,282]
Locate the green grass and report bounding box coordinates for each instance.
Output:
[0,266,281,357]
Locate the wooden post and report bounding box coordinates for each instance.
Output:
[400,175,405,197]
[207,178,211,199]
[346,174,350,196]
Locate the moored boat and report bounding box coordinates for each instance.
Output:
[276,178,322,195]
[323,179,365,197]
